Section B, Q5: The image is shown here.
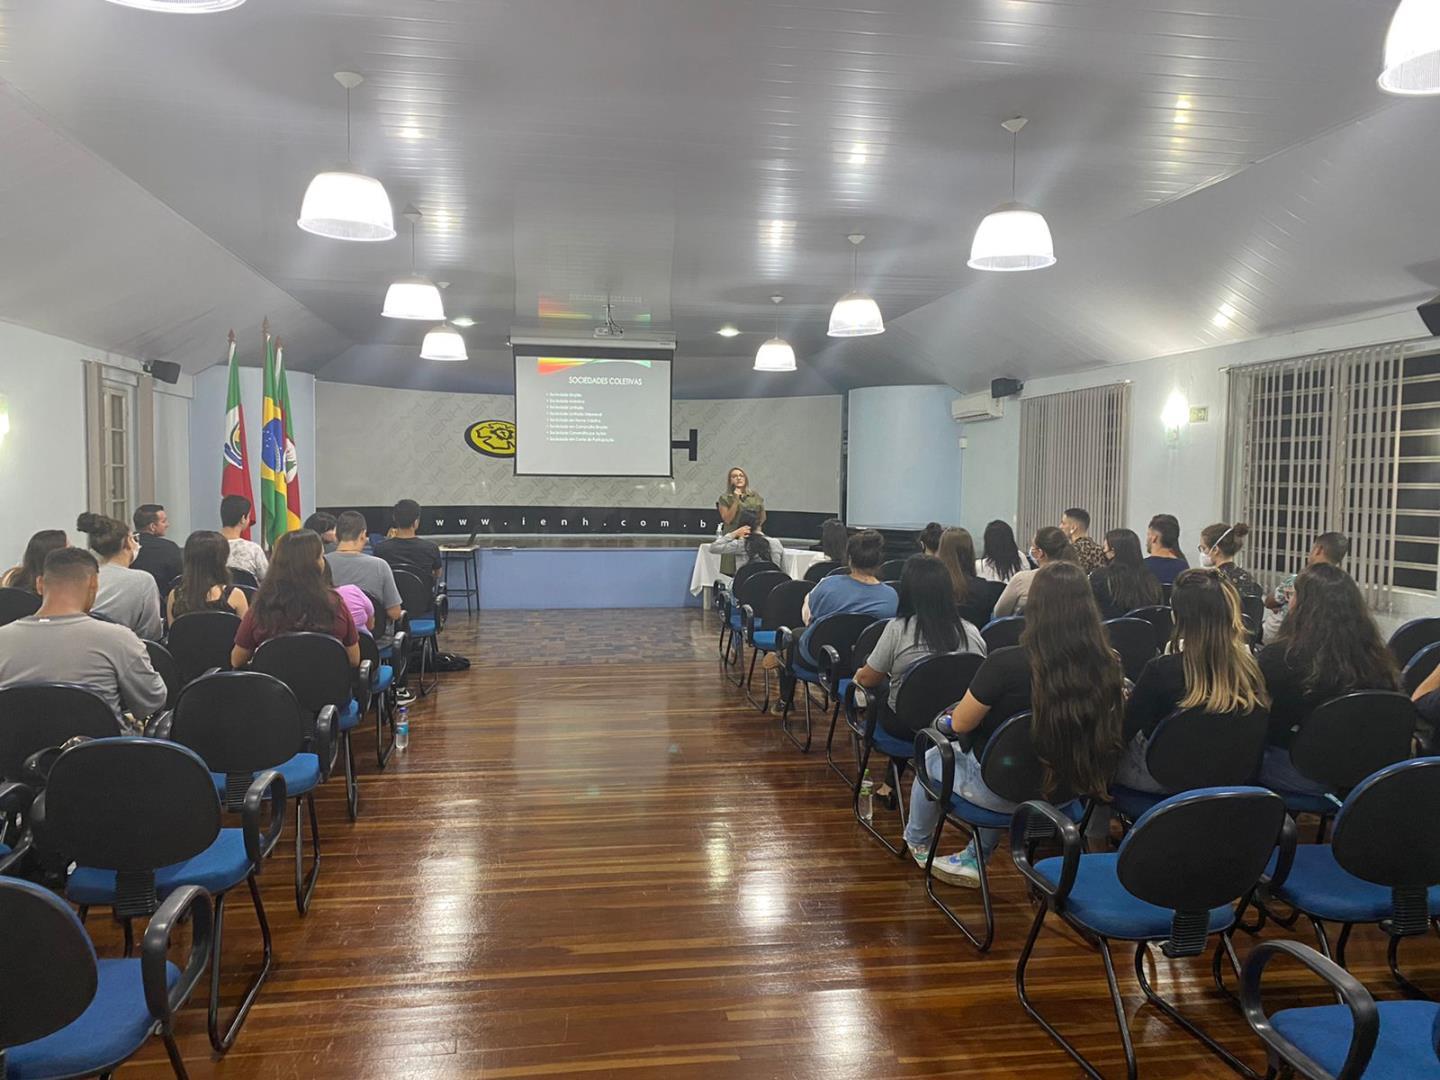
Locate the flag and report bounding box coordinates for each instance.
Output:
[276,343,302,533]
[221,332,256,540]
[260,332,290,550]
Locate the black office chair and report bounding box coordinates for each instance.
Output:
[1104,617,1159,681]
[879,558,909,582]
[228,568,260,590]
[804,559,840,583]
[743,579,813,712]
[166,610,241,683]
[1241,593,1265,646]
[0,586,41,627]
[1128,604,1175,651]
[144,639,182,714]
[0,683,122,784]
[250,632,367,821]
[721,569,787,686]
[0,876,212,1080]
[167,670,332,916]
[821,618,890,786]
[1403,641,1440,698]
[824,564,852,577]
[775,612,874,752]
[1391,617,1440,670]
[394,569,440,697]
[1109,707,1268,822]
[731,558,781,592]
[48,737,284,1053]
[359,630,405,769]
[980,615,1025,652]
[958,578,1005,629]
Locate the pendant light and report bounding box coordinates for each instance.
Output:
[104,0,244,9]
[297,72,396,242]
[383,206,445,320]
[968,117,1056,272]
[827,233,885,337]
[1380,0,1440,95]
[754,296,797,372]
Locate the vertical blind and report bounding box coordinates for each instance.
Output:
[1017,383,1130,546]
[1223,344,1408,610]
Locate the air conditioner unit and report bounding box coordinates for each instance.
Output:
[950,392,1004,423]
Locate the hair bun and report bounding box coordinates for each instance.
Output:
[1231,523,1250,539]
[75,512,102,533]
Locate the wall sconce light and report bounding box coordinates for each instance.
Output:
[1161,389,1189,446]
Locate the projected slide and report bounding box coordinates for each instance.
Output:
[513,355,673,477]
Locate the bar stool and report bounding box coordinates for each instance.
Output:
[440,545,479,612]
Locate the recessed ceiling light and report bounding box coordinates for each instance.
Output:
[1212,301,1237,328]
[104,0,245,10]
[848,143,869,165]
[452,316,476,328]
[716,325,740,338]
[762,219,794,247]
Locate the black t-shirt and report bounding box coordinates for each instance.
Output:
[375,536,442,576]
[132,533,182,596]
[1124,653,1187,742]
[1090,565,1162,622]
[964,645,1033,756]
[1257,643,1395,748]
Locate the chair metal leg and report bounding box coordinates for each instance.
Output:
[207,873,273,1053]
[342,730,359,821]
[780,681,816,752]
[742,647,769,712]
[293,792,321,916]
[1132,940,1260,1078]
[418,635,439,696]
[161,1031,189,1080]
[375,685,395,770]
[121,915,134,957]
[1388,931,1434,1000]
[922,814,997,952]
[823,697,857,787]
[1334,922,1353,968]
[852,741,909,857]
[1210,932,1245,1007]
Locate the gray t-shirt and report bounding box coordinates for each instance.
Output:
[227,537,269,583]
[93,562,163,641]
[0,612,167,717]
[866,614,987,709]
[325,551,402,613]
[708,534,785,570]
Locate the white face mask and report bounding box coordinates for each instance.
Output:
[1199,549,1215,567]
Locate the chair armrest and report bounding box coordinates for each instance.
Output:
[354,659,374,717]
[913,726,955,803]
[21,746,63,788]
[142,883,213,1023]
[741,603,757,638]
[775,625,797,671]
[1241,940,1378,1080]
[1010,800,1082,906]
[0,781,34,822]
[144,710,174,739]
[817,644,842,694]
[1261,813,1299,890]
[314,705,338,782]
[242,769,287,865]
[389,631,409,684]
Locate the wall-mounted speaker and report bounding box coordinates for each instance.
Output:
[142,360,182,385]
[1419,296,1440,337]
[990,376,1024,399]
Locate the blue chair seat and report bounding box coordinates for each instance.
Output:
[1034,852,1234,940]
[339,699,360,732]
[1110,785,1164,821]
[69,829,251,903]
[1270,1000,1440,1080]
[871,726,913,759]
[1267,846,1440,923]
[1278,790,1337,816]
[5,958,179,1080]
[751,630,778,650]
[950,795,1084,830]
[793,663,820,683]
[409,617,437,637]
[0,841,8,858]
[210,753,320,800]
[373,664,394,693]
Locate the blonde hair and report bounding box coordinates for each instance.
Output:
[1171,569,1269,715]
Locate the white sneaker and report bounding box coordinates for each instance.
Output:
[912,845,982,888]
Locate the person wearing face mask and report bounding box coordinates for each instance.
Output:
[75,511,164,640]
[991,526,1078,617]
[1198,521,1263,601]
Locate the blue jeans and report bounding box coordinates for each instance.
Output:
[1257,745,1331,796]
[903,744,1014,861]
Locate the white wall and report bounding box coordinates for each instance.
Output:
[847,385,961,528]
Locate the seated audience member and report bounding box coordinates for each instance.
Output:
[709,509,783,574]
[975,520,1031,584]
[231,529,359,669]
[917,522,944,557]
[854,555,985,736]
[1,529,67,592]
[903,562,1123,885]
[1257,564,1399,792]
[169,530,249,621]
[1090,528,1163,620]
[77,512,162,640]
[323,560,374,635]
[1198,522,1263,602]
[304,511,339,554]
[937,527,1003,627]
[0,547,166,718]
[1060,508,1106,574]
[1117,568,1269,794]
[221,494,269,582]
[129,504,183,596]
[326,512,404,625]
[1143,513,1189,586]
[992,526,1076,617]
[375,500,442,578]
[1264,531,1348,635]
[817,518,849,563]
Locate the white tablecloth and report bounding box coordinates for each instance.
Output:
[688,543,827,596]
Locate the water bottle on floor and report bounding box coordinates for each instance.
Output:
[858,771,874,823]
[395,705,410,752]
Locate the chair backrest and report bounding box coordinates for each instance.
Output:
[978,711,1078,806]
[166,610,241,683]
[1118,787,1286,918]
[170,671,305,777]
[0,684,122,782]
[1161,582,1173,607]
[824,564,852,577]
[890,652,985,738]
[229,567,260,590]
[1331,758,1440,895]
[731,558,779,591]
[0,587,41,628]
[1391,618,1440,669]
[1144,707,1267,793]
[851,618,890,671]
[362,590,389,638]
[803,613,877,674]
[250,632,354,714]
[1402,641,1440,697]
[1128,605,1174,651]
[760,579,814,632]
[960,578,1006,627]
[1105,618,1160,681]
[804,559,840,583]
[879,558,909,582]
[144,639,182,712]
[0,878,98,1053]
[1288,691,1417,794]
[393,569,435,619]
[734,569,788,614]
[981,615,1025,652]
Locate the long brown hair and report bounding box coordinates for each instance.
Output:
[1170,568,1269,714]
[173,531,232,617]
[6,530,67,593]
[936,527,975,606]
[1275,564,1399,696]
[1020,562,1124,799]
[249,530,340,636]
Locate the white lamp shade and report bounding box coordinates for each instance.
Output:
[104,0,244,9]
[420,323,468,362]
[382,276,445,320]
[1380,0,1440,94]
[297,168,396,242]
[827,292,885,337]
[968,202,1056,272]
[753,337,797,372]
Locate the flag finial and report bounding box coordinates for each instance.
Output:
[227,328,235,344]
[262,317,270,336]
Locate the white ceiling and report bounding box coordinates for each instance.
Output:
[0,0,1435,397]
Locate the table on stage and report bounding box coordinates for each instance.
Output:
[688,543,828,597]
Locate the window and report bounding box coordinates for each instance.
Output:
[1017,383,1130,546]
[85,362,142,524]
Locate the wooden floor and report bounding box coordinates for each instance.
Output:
[109,607,1437,1078]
